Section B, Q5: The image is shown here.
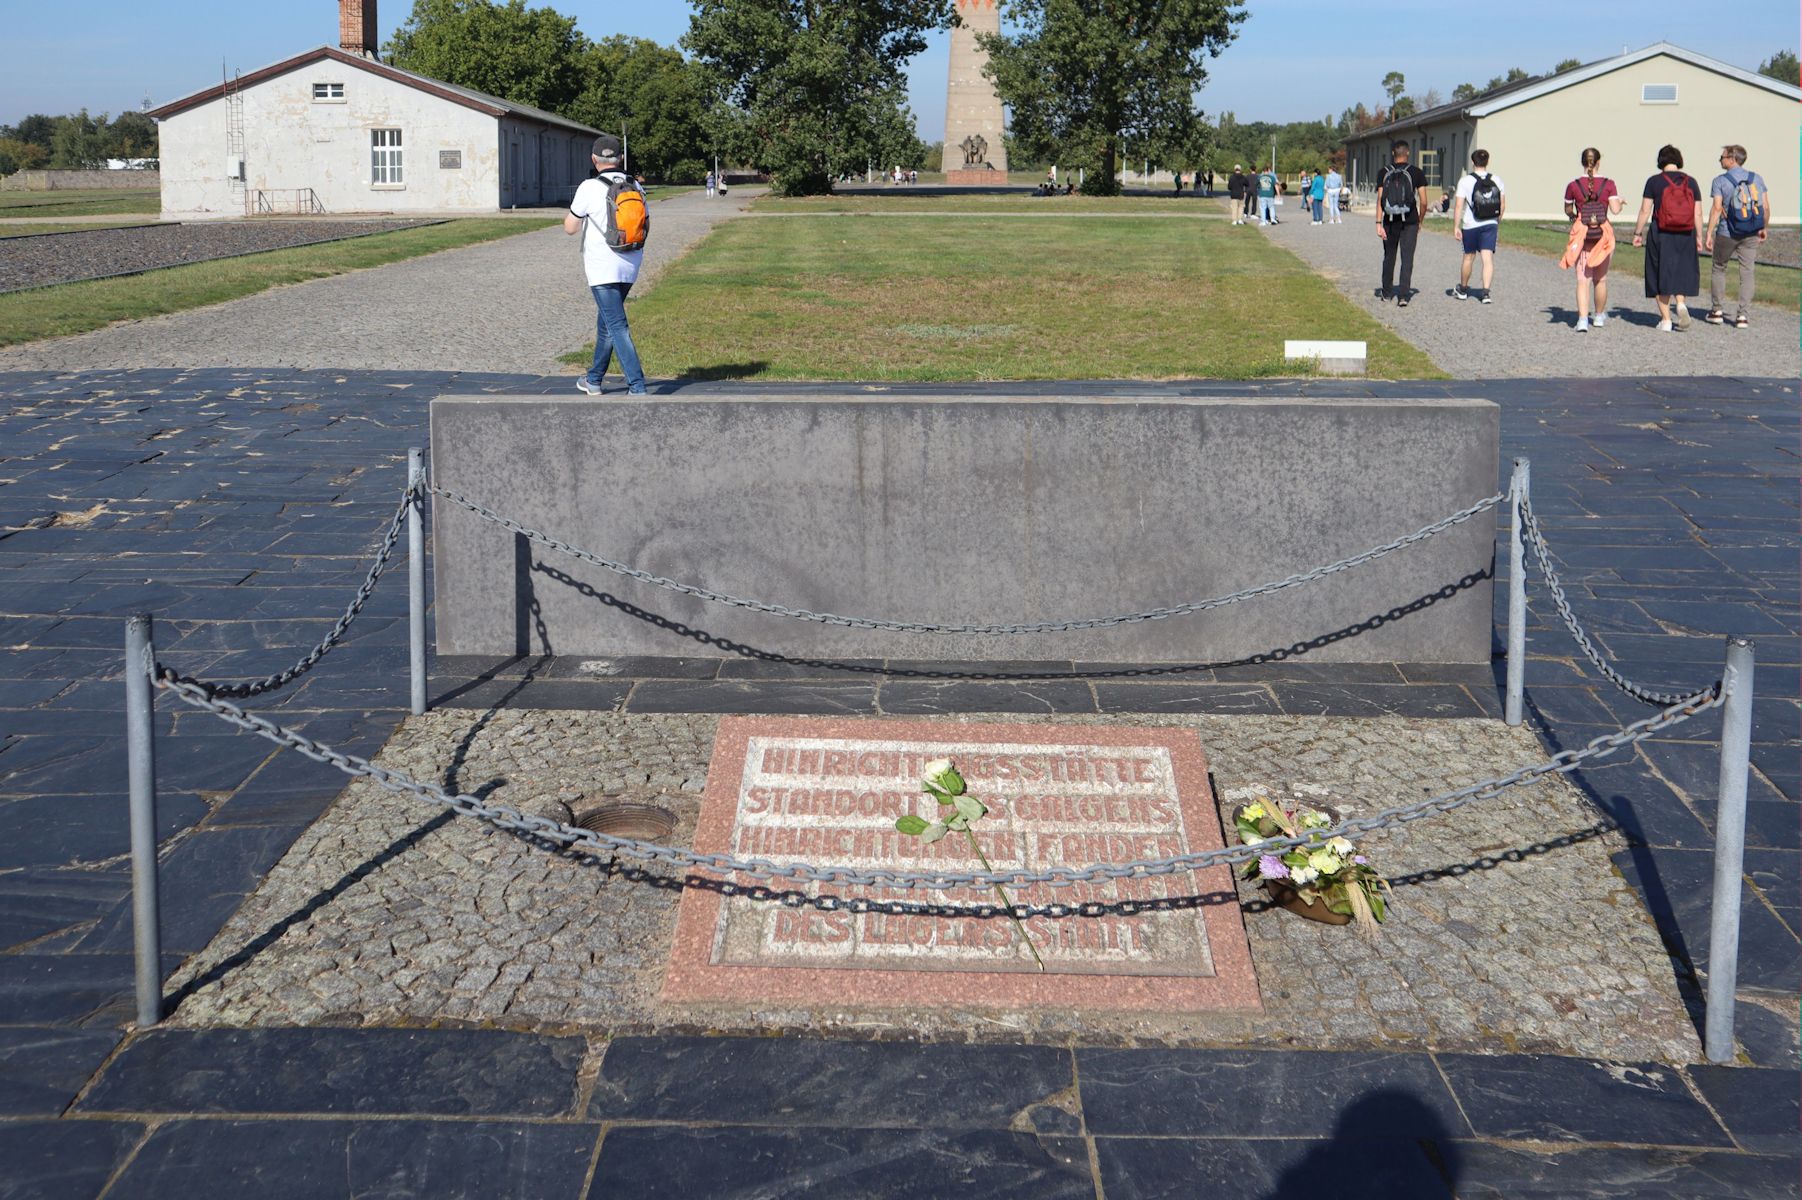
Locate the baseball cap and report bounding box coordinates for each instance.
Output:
[592,134,622,162]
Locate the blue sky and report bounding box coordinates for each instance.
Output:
[3,1,1793,137]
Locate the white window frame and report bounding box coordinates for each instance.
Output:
[1641,83,1679,104]
[371,128,404,188]
[312,82,345,103]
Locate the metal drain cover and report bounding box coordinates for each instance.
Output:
[577,802,677,841]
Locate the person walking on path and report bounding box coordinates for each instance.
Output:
[1375,141,1429,306]
[704,171,716,198]
[1630,145,1704,332]
[1308,169,1327,224]
[1204,169,1214,197]
[1324,166,1343,223]
[1704,144,1770,329]
[1227,166,1247,224]
[565,134,648,396]
[1560,147,1623,332]
[1451,149,1505,303]
[1257,167,1278,226]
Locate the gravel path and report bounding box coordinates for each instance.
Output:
[0,219,438,293]
[0,189,758,373]
[1260,213,1801,379]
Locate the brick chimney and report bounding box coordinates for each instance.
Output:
[340,0,379,61]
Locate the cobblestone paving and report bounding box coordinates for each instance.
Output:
[0,190,756,373]
[168,708,1700,1062]
[0,219,438,293]
[1259,212,1801,379]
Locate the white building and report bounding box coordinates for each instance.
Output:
[148,1,600,219]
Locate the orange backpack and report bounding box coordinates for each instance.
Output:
[591,171,649,251]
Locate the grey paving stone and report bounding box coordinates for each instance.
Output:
[1686,1066,1801,1154]
[0,1119,145,1200]
[624,680,877,714]
[1451,1142,1800,1198]
[1091,683,1280,714]
[589,1036,1072,1126]
[1269,681,1487,718]
[1434,1053,1732,1146]
[1093,1135,1453,1200]
[587,1127,1093,1200]
[0,1027,121,1116]
[78,1027,586,1117]
[107,1118,599,1200]
[1078,1048,1468,1137]
[877,680,1097,715]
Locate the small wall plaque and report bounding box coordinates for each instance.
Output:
[439,150,461,169]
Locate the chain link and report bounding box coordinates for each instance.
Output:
[153,482,420,700]
[431,483,1504,636]
[1519,496,1719,707]
[153,669,1721,892]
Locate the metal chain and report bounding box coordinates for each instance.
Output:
[153,670,1721,892]
[1519,496,1718,707]
[431,483,1505,636]
[153,482,420,700]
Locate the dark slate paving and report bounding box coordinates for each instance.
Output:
[1686,1066,1802,1154]
[0,791,209,869]
[589,1036,1071,1126]
[1451,1143,1801,1199]
[1093,1136,1453,1200]
[1433,1053,1732,1146]
[107,1118,599,1200]
[0,1027,121,1115]
[0,953,155,1026]
[0,1119,145,1200]
[587,1127,1094,1200]
[623,679,878,714]
[877,679,1098,714]
[76,825,307,954]
[1612,846,1802,994]
[0,867,130,951]
[1078,1048,1468,1138]
[78,1027,586,1116]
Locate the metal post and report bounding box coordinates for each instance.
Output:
[408,447,427,716]
[124,614,162,1027]
[1705,636,1756,1063]
[1505,457,1529,726]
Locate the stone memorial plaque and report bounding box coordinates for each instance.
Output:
[664,717,1260,1012]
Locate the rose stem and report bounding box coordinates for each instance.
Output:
[965,828,1046,972]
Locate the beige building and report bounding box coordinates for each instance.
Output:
[1343,43,1799,222]
[148,1,600,218]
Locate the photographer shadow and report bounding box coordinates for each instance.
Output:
[1264,1087,1463,1199]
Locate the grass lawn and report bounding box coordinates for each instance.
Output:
[0,220,165,238]
[0,218,556,347]
[0,188,160,217]
[755,193,1225,216]
[564,212,1441,380]
[1425,220,1798,312]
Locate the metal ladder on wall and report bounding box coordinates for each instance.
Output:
[223,67,247,215]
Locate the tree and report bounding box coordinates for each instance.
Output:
[49,110,110,168]
[1553,57,1582,73]
[1451,82,1477,102]
[1391,95,1416,120]
[1483,67,1531,92]
[1416,87,1442,110]
[684,0,944,195]
[1381,71,1406,103]
[0,138,49,176]
[571,37,711,182]
[107,110,158,161]
[980,0,1247,195]
[11,114,55,152]
[385,0,587,116]
[1757,50,1799,85]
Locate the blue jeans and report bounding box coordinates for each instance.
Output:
[588,282,645,393]
[1311,197,1324,221]
[1259,196,1275,222]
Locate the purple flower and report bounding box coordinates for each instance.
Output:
[1353,855,1368,865]
[1258,854,1290,880]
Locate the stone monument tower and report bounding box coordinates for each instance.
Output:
[943,0,1008,183]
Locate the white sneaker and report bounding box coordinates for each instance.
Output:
[1575,317,1589,333]
[576,377,603,396]
[1657,319,1673,332]
[1592,312,1607,328]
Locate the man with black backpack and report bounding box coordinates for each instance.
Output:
[1451,149,1505,303]
[1374,141,1428,306]
[563,134,649,396]
[1703,144,1769,329]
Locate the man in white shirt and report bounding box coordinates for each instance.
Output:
[563,134,647,396]
[1451,149,1505,303]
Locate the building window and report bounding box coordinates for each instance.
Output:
[312,82,345,102]
[1641,83,1678,104]
[371,128,403,186]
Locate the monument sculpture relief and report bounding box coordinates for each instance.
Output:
[943,0,1008,182]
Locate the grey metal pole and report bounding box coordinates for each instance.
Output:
[1705,636,1756,1063]
[1505,457,1529,726]
[408,447,427,717]
[124,614,162,1027]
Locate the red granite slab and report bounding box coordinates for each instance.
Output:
[662,716,1261,1012]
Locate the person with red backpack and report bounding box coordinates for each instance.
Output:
[1629,145,1704,332]
[1561,147,1624,332]
[1703,144,1770,329]
[563,134,649,396]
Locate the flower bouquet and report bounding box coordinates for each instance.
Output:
[1233,796,1389,934]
